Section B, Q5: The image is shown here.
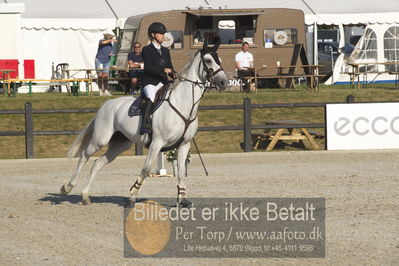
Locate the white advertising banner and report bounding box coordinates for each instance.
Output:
[326,103,399,150]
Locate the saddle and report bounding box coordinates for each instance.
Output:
[127,85,168,117]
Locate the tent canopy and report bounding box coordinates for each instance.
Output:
[3,0,399,25]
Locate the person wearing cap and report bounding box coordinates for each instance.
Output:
[139,22,175,135]
[95,32,118,96]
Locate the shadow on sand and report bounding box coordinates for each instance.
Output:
[38,194,176,208]
[39,193,129,206]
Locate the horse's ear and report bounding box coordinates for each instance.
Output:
[212,40,220,52]
[202,38,208,50]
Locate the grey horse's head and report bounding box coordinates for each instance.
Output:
[200,39,229,90]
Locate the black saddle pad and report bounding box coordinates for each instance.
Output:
[128,87,168,117]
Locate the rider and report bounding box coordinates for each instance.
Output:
[139,22,175,135]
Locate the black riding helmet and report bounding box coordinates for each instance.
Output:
[148,22,167,37]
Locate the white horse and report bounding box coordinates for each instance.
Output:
[60,40,228,207]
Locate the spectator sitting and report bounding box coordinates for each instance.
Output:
[235,41,254,92]
[127,42,144,95]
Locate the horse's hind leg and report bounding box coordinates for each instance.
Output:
[60,140,101,195]
[60,153,89,195]
[81,133,132,205]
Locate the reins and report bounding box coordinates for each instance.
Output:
[157,52,223,152]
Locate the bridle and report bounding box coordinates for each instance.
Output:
[158,50,224,152]
[174,50,224,89]
[200,51,224,82]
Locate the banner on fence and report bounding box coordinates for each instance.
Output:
[326,103,399,150]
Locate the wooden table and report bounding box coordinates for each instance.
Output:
[252,65,324,92]
[346,62,399,89]
[0,69,16,96]
[63,67,133,95]
[252,120,321,151]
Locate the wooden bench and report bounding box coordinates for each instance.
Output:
[252,132,272,150]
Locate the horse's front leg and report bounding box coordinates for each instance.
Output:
[128,141,163,205]
[176,142,192,208]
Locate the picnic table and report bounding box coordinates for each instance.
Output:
[252,120,322,151]
[63,67,135,95]
[344,62,399,89]
[242,65,324,93]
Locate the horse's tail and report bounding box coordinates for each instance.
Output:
[67,117,96,158]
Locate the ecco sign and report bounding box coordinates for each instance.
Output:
[327,103,399,150]
[334,116,399,136]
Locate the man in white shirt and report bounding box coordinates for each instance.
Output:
[235,42,254,92]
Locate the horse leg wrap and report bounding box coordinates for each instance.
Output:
[177,185,187,202]
[177,185,192,208]
[129,179,143,194]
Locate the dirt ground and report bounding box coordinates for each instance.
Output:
[0,150,398,265]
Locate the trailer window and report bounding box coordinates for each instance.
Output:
[192,15,256,46]
[169,31,183,49]
[195,16,213,29]
[121,30,137,51]
[264,28,297,47]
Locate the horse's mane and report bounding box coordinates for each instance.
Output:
[180,49,201,75]
[168,49,201,90]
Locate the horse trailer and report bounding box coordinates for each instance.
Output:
[115,8,307,88]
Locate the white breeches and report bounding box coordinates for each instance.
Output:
[143,82,163,102]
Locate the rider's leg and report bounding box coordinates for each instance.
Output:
[139,99,153,135]
[139,82,163,135]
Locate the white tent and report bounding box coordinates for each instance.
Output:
[7,0,399,22]
[1,0,399,87]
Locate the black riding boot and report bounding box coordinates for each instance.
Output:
[139,100,153,135]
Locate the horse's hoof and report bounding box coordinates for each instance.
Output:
[60,184,72,195]
[178,198,192,208]
[82,198,91,205]
[125,198,136,208]
[81,194,91,205]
